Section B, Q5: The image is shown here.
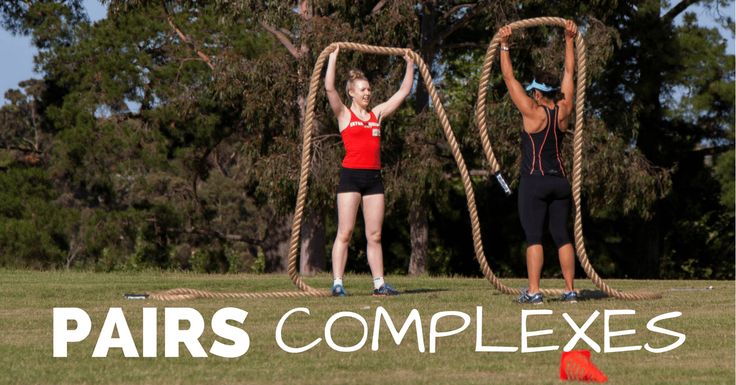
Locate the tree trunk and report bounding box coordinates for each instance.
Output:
[414,1,437,112]
[405,3,438,275]
[300,207,326,275]
[408,204,428,275]
[632,2,666,277]
[635,204,663,278]
[263,214,292,272]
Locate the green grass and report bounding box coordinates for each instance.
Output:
[0,270,733,385]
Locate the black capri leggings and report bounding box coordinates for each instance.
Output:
[518,175,572,247]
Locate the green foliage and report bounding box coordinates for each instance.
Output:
[0,1,731,279]
[0,168,70,268]
[714,150,735,211]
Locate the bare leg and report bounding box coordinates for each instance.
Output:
[558,243,575,292]
[331,192,362,280]
[361,193,385,279]
[526,244,544,293]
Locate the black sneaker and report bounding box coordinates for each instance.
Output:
[560,291,578,303]
[331,283,347,297]
[517,289,544,304]
[372,283,399,296]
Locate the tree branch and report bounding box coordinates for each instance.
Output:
[663,0,701,23]
[438,4,481,44]
[162,2,215,70]
[3,144,41,153]
[299,0,312,20]
[260,21,301,59]
[443,3,475,20]
[279,27,295,40]
[371,0,389,15]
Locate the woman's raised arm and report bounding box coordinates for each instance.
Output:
[499,26,535,119]
[325,47,347,118]
[373,53,415,121]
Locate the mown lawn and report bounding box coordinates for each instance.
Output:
[0,270,733,385]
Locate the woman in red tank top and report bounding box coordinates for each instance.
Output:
[324,46,414,296]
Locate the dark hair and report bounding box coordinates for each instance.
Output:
[532,70,564,102]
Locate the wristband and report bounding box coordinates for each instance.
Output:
[500,45,510,51]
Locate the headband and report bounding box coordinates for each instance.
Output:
[525,79,559,92]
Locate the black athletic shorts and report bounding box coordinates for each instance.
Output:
[336,167,384,196]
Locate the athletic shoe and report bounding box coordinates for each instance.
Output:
[373,283,399,296]
[331,283,347,297]
[560,291,578,303]
[517,289,544,304]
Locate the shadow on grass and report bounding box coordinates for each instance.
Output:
[563,289,609,302]
[400,288,449,295]
[528,289,610,303]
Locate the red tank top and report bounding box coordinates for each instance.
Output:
[341,109,381,169]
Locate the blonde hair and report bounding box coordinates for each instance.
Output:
[345,69,368,98]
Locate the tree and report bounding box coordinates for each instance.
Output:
[0,1,729,279]
[1,80,47,167]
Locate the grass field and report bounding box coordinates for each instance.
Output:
[0,270,733,385]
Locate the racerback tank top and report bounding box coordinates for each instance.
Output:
[520,105,566,177]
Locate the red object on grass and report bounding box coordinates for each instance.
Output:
[560,350,608,383]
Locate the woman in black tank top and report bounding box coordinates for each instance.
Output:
[499,20,579,304]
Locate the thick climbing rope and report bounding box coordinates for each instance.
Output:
[474,17,660,300]
[146,41,490,300]
[147,21,660,300]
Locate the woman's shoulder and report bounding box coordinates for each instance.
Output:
[369,107,383,120]
[555,99,574,112]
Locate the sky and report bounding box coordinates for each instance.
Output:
[0,0,107,101]
[0,0,734,105]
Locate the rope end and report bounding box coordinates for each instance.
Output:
[494,171,512,196]
[124,293,149,300]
